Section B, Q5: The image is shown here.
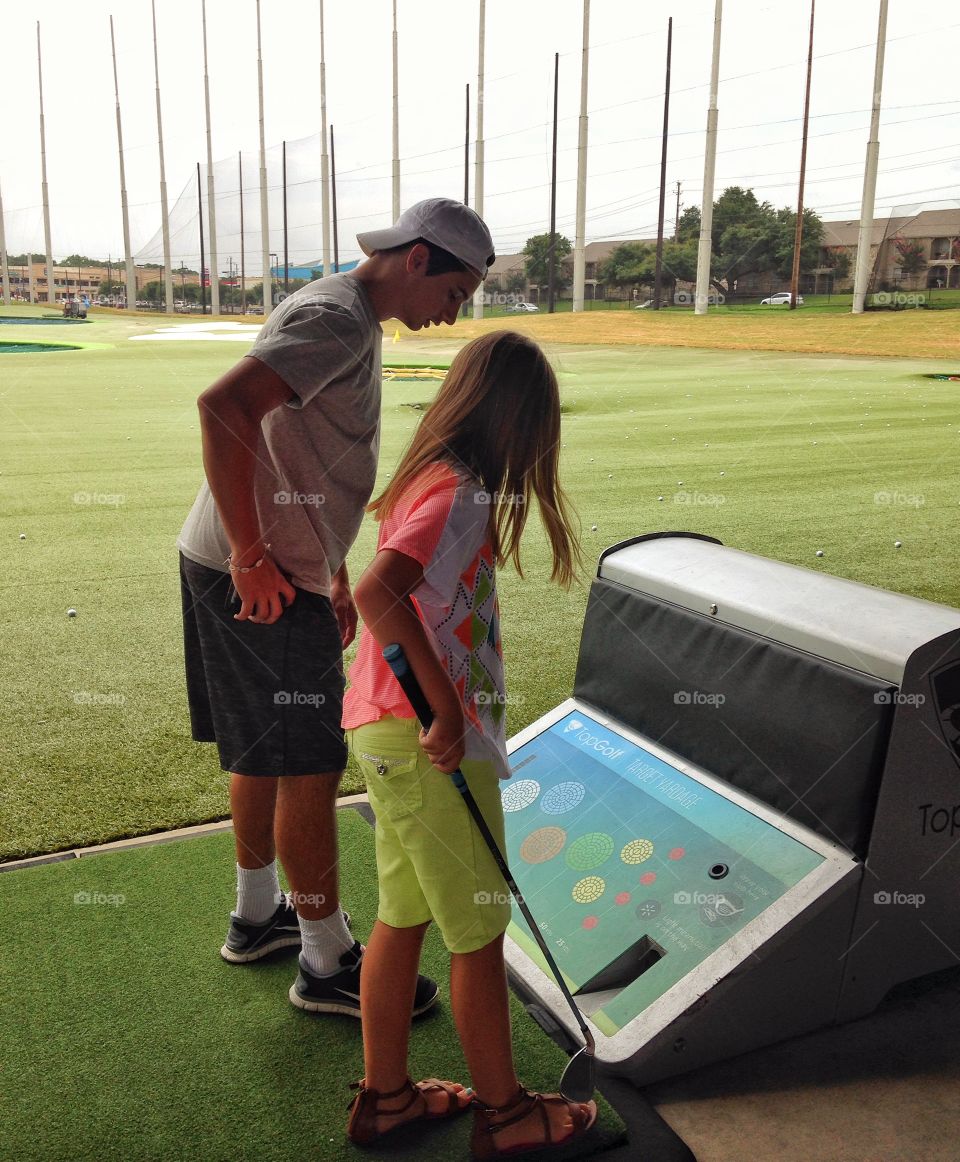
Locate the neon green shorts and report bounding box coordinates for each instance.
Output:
[347,715,511,954]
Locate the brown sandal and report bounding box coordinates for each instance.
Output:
[346,1077,472,1145]
[470,1085,598,1158]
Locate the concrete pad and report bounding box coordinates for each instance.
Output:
[646,967,960,1161]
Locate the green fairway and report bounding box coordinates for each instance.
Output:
[3,307,959,860]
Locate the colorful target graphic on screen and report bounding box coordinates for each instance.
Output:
[540,781,586,815]
[501,779,540,813]
[565,832,615,871]
[621,838,655,865]
[572,876,606,904]
[520,826,567,864]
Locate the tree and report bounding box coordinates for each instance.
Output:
[823,246,852,284]
[598,242,651,287]
[504,270,527,295]
[682,186,826,295]
[522,233,572,287]
[599,239,697,301]
[894,237,926,286]
[60,254,105,267]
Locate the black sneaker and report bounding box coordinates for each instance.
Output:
[288,941,440,1018]
[220,899,352,965]
[220,895,302,964]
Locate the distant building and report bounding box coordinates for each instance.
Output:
[820,208,960,291]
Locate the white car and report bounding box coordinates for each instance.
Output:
[761,292,804,306]
[507,301,540,313]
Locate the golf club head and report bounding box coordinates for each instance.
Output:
[559,1046,596,1103]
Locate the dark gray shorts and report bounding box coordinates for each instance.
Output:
[179,553,347,776]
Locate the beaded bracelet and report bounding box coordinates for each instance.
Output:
[225,544,272,573]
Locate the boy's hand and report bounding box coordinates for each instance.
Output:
[330,573,358,648]
[233,558,297,624]
[420,711,465,774]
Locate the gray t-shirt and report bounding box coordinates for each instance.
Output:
[177,273,382,595]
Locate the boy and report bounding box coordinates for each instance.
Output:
[178,198,494,1014]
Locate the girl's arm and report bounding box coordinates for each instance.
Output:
[353,549,465,773]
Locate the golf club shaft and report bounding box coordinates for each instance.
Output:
[382,642,594,1052]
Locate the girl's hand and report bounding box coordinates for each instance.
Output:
[420,711,465,773]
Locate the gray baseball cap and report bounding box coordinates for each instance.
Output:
[356,197,495,279]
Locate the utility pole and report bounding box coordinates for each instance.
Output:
[653,18,673,311]
[674,181,682,241]
[547,52,559,314]
[695,0,722,315]
[790,0,815,310]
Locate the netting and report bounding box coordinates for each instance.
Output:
[864,197,960,306]
[133,132,329,278]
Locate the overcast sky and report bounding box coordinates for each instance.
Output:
[1,0,958,271]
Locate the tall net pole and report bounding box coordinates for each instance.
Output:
[256,0,272,317]
[37,23,54,305]
[319,0,331,277]
[0,178,11,305]
[572,0,590,313]
[472,0,486,320]
[852,0,889,314]
[202,0,220,316]
[110,17,136,310]
[151,1,174,314]
[392,0,400,221]
[695,0,722,315]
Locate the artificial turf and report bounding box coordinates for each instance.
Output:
[3,306,960,860]
[0,810,626,1161]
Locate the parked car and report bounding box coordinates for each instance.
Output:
[507,301,540,313]
[760,292,804,306]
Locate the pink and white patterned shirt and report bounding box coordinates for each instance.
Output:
[342,462,509,777]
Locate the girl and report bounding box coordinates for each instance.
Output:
[342,330,595,1157]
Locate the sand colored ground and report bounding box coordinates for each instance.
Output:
[397,306,960,361]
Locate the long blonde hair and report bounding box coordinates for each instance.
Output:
[370,330,581,587]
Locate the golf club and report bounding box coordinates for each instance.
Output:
[382,642,596,1103]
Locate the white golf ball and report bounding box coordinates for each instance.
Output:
[895,541,902,548]
[591,524,598,532]
[815,550,824,558]
[19,533,26,540]
[658,496,664,502]
[67,608,77,618]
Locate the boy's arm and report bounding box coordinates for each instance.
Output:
[197,355,297,625]
[354,549,465,773]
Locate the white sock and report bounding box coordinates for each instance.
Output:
[235,861,283,924]
[299,909,355,976]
